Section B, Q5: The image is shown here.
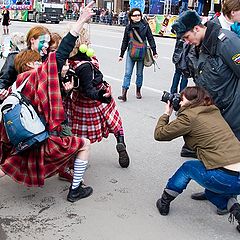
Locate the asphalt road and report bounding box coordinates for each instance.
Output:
[0,21,239,240]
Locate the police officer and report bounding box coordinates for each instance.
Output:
[172,10,240,210]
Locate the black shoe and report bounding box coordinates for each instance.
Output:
[216,208,228,215]
[67,183,93,202]
[229,203,240,232]
[181,146,197,158]
[116,142,130,168]
[191,192,207,200]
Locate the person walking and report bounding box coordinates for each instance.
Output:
[154,86,240,233]
[63,28,130,169]
[2,6,10,35]
[118,7,158,102]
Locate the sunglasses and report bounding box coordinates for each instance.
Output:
[131,14,141,17]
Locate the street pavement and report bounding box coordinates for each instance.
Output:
[0,21,239,240]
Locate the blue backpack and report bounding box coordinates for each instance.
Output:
[1,78,49,153]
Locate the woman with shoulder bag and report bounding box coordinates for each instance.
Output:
[118,8,158,102]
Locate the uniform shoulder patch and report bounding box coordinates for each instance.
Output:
[218,32,226,41]
[232,53,240,65]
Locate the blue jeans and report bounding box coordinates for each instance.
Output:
[170,67,188,94]
[197,2,204,16]
[179,1,188,14]
[122,51,144,89]
[166,160,240,210]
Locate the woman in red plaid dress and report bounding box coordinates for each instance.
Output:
[0,1,96,203]
[64,29,130,168]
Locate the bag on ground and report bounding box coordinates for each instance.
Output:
[1,79,49,153]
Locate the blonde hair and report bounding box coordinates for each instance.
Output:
[69,27,90,58]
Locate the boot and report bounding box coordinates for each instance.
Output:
[156,190,177,216]
[116,134,130,168]
[118,88,127,102]
[180,144,197,158]
[136,86,142,99]
[67,182,93,202]
[229,203,240,233]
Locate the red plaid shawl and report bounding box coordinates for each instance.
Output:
[0,52,84,187]
[64,58,122,143]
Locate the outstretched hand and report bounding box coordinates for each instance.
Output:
[71,1,96,36]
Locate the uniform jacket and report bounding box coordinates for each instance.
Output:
[120,19,157,58]
[154,105,240,170]
[189,21,240,139]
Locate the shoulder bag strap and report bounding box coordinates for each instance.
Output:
[132,28,144,43]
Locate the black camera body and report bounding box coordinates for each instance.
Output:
[62,68,79,88]
[161,91,181,111]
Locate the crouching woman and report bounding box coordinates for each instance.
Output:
[154,86,240,232]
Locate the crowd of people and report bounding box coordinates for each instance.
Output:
[0,0,240,235]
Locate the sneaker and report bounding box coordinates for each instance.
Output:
[191,192,207,200]
[180,145,197,158]
[59,168,73,182]
[116,143,130,168]
[67,183,93,203]
[216,208,228,215]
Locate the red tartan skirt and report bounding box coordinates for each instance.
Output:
[0,134,85,187]
[64,91,122,143]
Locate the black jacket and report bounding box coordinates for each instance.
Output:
[120,19,157,57]
[190,21,240,139]
[0,52,18,89]
[69,52,111,104]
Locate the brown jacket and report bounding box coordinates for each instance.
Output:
[154,105,240,169]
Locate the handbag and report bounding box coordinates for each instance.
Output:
[132,28,156,68]
[144,46,155,67]
[129,28,146,61]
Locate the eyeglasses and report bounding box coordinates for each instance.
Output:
[131,14,141,17]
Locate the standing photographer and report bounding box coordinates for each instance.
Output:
[154,86,240,232]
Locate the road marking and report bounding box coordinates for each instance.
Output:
[104,74,163,94]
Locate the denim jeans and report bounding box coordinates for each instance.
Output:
[166,160,240,210]
[170,67,188,94]
[122,51,144,89]
[197,2,204,16]
[179,1,188,14]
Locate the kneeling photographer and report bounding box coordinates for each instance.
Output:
[154,86,240,233]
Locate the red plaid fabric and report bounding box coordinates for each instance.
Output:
[0,52,85,187]
[64,90,122,143]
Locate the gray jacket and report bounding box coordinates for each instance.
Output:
[191,21,240,139]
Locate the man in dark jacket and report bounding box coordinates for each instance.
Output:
[172,10,240,211]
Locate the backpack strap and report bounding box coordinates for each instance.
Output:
[12,77,29,93]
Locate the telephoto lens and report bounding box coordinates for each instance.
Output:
[161,91,181,111]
